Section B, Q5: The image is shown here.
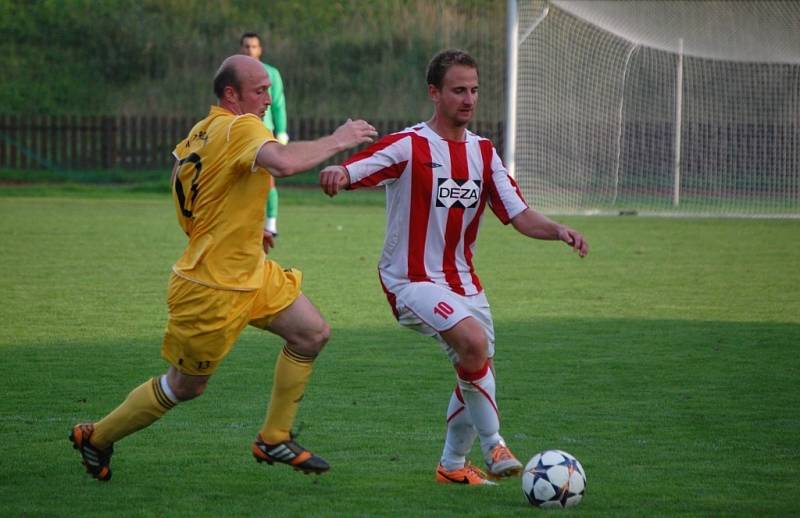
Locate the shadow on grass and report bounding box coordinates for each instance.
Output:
[3,316,798,411]
[1,317,798,516]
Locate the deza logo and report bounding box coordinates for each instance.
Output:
[436,178,482,209]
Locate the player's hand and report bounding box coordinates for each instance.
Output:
[558,227,589,258]
[262,228,275,254]
[333,118,378,151]
[319,165,350,197]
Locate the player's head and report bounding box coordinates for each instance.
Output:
[239,32,263,60]
[213,55,271,118]
[426,49,479,127]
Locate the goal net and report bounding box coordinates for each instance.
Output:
[510,0,800,217]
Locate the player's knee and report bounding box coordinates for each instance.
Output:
[318,321,331,348]
[458,353,488,373]
[458,334,488,372]
[311,321,331,352]
[171,378,208,401]
[291,321,330,357]
[166,367,210,401]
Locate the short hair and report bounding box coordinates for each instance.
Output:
[239,32,261,46]
[426,49,478,89]
[213,61,241,100]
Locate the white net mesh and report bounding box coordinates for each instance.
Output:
[514,0,800,217]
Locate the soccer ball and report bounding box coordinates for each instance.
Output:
[522,450,586,508]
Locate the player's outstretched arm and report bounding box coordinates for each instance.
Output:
[256,119,377,177]
[319,165,350,197]
[510,208,589,257]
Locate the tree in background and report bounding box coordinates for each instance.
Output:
[0,0,504,123]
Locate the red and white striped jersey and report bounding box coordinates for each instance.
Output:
[343,122,528,296]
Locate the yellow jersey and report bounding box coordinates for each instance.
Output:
[171,105,277,290]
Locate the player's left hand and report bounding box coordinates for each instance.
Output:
[333,118,378,150]
[262,228,275,254]
[558,227,589,258]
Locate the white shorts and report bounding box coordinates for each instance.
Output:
[383,280,496,364]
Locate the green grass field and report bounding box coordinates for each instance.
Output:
[1,188,799,517]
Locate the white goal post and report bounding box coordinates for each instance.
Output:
[506,0,800,218]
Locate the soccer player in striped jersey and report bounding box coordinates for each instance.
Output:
[320,49,589,485]
[69,55,378,481]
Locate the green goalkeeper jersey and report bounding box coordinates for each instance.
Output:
[262,62,288,143]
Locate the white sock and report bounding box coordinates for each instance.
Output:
[159,375,179,404]
[439,385,478,471]
[456,362,502,458]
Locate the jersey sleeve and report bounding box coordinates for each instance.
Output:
[342,132,411,189]
[484,144,528,224]
[172,137,189,161]
[227,115,277,173]
[172,119,204,160]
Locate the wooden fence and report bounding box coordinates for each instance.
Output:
[0,115,505,171]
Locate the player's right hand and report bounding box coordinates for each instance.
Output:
[333,118,378,150]
[319,165,350,197]
[262,228,275,254]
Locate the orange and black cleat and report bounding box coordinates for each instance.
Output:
[486,442,523,479]
[252,434,330,475]
[69,423,113,481]
[436,462,496,485]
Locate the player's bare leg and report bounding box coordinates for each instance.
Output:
[440,317,523,478]
[252,294,330,474]
[166,368,210,400]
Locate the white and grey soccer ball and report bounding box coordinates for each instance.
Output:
[522,450,586,508]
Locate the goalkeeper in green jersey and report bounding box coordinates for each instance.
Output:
[240,32,287,237]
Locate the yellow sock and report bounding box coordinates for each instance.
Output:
[92,377,177,449]
[259,346,314,444]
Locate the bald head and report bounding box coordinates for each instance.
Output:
[213,55,272,118]
[213,55,267,100]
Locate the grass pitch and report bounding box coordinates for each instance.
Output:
[0,190,798,517]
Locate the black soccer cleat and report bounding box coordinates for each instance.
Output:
[70,423,114,481]
[252,434,330,475]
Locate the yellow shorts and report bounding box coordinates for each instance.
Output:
[161,260,302,375]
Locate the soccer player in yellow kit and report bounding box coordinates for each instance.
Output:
[69,55,378,481]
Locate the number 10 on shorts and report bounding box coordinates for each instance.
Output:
[433,301,454,319]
